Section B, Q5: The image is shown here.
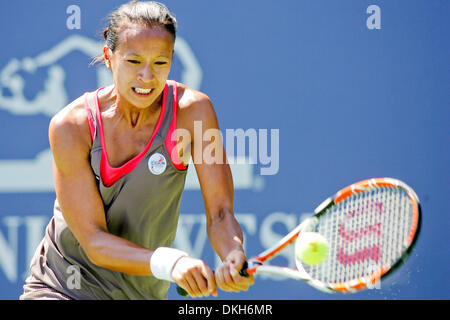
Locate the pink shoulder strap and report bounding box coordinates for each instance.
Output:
[165,80,188,170]
[83,92,96,142]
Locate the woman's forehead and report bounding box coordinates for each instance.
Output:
[116,24,174,54]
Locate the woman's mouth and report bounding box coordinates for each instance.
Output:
[132,87,152,96]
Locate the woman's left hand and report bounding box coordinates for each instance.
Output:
[214,249,254,293]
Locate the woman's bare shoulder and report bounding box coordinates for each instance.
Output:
[176,82,217,125]
[49,93,93,154]
[177,83,211,109]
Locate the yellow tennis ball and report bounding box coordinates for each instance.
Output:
[295,232,329,265]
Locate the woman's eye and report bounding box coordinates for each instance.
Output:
[155,61,167,65]
[127,60,140,64]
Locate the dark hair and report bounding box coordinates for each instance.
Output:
[93,1,177,64]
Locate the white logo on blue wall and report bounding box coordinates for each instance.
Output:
[148,153,167,175]
[0,34,202,192]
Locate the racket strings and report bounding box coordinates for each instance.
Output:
[301,187,413,285]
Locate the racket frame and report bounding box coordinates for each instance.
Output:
[243,177,421,293]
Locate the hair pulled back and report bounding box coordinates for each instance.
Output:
[93,1,177,64]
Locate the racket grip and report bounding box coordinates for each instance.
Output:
[239,261,249,277]
[176,261,250,297]
[177,285,188,297]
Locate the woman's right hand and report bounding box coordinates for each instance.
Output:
[171,257,217,298]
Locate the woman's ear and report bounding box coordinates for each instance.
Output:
[103,46,112,69]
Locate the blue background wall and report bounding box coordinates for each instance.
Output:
[0,0,448,300]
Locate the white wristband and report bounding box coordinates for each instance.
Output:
[150,247,188,282]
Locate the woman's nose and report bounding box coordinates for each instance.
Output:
[138,65,154,82]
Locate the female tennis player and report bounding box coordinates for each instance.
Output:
[20,0,253,300]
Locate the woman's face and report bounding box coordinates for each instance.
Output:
[105,24,174,109]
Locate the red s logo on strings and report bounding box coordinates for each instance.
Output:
[338,202,383,266]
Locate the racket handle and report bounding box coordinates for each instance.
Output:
[239,261,249,277]
[176,261,250,297]
[177,285,189,297]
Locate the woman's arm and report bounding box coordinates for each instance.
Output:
[177,86,254,293]
[50,99,216,297]
[49,102,154,275]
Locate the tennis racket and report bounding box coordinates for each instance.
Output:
[177,177,421,295]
